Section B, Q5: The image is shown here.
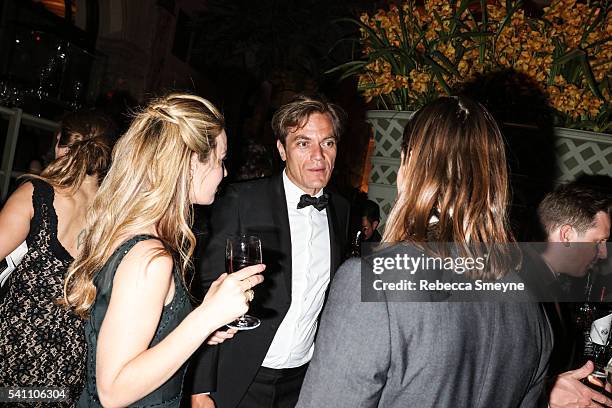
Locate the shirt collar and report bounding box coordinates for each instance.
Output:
[541,257,560,281]
[282,169,324,205]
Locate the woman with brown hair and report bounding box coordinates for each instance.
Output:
[0,110,114,405]
[297,96,552,408]
[64,93,264,408]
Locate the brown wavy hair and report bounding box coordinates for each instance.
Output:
[63,93,225,317]
[382,96,518,279]
[31,110,114,190]
[271,94,346,145]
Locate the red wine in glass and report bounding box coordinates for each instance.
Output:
[226,235,262,330]
[229,257,257,273]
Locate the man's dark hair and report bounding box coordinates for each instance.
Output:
[361,199,380,223]
[538,182,611,235]
[271,94,346,145]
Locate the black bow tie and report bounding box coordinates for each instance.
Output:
[297,193,329,211]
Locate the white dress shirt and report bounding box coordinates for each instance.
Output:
[262,171,331,369]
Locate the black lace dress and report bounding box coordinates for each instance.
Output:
[0,179,86,407]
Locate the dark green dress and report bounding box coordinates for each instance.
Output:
[78,235,192,407]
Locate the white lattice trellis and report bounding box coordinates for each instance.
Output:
[369,157,400,185]
[365,110,413,228]
[367,110,414,161]
[366,110,612,224]
[554,128,612,181]
[367,184,397,230]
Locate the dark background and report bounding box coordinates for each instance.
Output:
[0,0,608,244]
[0,0,381,198]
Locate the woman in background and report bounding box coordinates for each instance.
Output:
[64,93,264,408]
[296,96,553,408]
[0,110,114,405]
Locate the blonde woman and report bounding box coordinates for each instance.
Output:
[64,93,264,408]
[297,97,552,408]
[0,110,114,405]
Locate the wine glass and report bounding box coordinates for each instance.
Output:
[226,234,262,330]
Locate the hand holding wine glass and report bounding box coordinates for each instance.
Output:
[226,235,263,330]
[198,263,265,330]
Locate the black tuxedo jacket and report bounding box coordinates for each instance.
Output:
[188,174,350,408]
[520,247,578,376]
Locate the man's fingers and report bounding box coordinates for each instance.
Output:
[588,374,605,387]
[212,332,235,340]
[206,328,238,345]
[207,331,236,345]
[570,361,596,380]
[579,380,612,407]
[587,388,612,407]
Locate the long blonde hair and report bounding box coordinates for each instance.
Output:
[63,93,225,317]
[30,110,113,190]
[382,96,517,279]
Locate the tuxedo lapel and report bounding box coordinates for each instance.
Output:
[325,190,342,279]
[270,174,293,298]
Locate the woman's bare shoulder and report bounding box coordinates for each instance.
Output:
[11,180,35,199]
[115,237,174,285]
[2,181,34,215]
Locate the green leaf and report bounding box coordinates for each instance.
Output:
[494,1,523,43]
[432,9,445,29]
[432,70,452,94]
[454,42,466,65]
[342,16,407,75]
[581,5,607,45]
[585,36,612,50]
[455,31,495,39]
[479,0,489,64]
[591,57,612,68]
[456,0,481,18]
[553,48,586,65]
[431,50,461,76]
[333,17,389,53]
[339,66,371,82]
[423,55,452,77]
[357,83,382,91]
[327,36,361,55]
[325,60,366,75]
[465,7,479,29]
[397,4,412,55]
[579,56,604,99]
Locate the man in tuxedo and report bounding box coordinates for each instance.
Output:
[534,182,611,408]
[190,94,350,408]
[360,199,382,243]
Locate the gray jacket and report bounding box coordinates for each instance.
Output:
[297,257,552,408]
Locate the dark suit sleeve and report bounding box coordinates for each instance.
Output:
[339,198,350,258]
[296,258,390,407]
[189,184,242,395]
[197,184,242,292]
[519,304,554,408]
